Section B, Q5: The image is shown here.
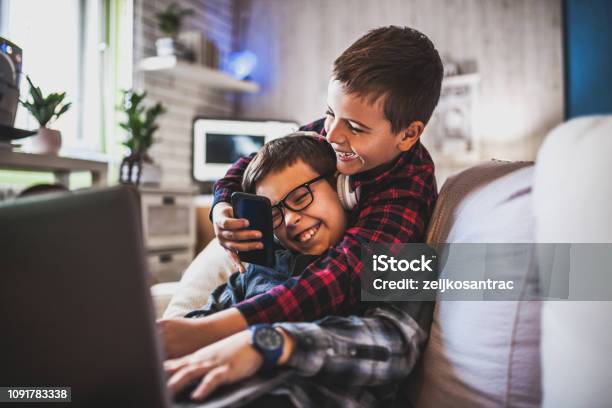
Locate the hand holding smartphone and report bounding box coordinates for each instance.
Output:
[231,192,276,268]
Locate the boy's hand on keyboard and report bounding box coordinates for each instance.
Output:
[212,202,262,273]
[164,330,261,401]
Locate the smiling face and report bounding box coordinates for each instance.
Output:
[325,79,420,176]
[255,159,347,255]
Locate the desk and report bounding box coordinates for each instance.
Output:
[140,187,197,284]
[0,150,108,187]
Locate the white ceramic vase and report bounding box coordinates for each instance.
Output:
[156,37,177,56]
[155,37,188,59]
[31,127,61,155]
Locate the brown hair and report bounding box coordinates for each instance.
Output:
[333,26,443,133]
[242,133,336,194]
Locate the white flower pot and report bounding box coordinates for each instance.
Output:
[156,37,178,56]
[155,37,189,59]
[31,127,61,155]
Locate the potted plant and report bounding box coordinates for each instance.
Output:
[155,2,194,58]
[20,76,71,155]
[118,90,165,185]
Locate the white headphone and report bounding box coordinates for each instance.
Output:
[336,173,360,210]
[287,131,360,210]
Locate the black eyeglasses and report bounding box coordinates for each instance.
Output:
[271,174,330,229]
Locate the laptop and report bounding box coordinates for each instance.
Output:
[0,186,291,407]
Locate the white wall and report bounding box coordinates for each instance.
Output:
[235,0,564,161]
[133,0,238,188]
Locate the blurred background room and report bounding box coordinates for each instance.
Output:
[3,3,612,406]
[1,0,611,288]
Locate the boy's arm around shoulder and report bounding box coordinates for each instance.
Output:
[211,153,255,217]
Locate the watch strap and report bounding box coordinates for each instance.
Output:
[249,324,284,371]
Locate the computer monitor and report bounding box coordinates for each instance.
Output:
[192,118,299,182]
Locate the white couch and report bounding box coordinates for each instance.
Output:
[158,116,612,407]
[408,161,540,407]
[534,116,612,408]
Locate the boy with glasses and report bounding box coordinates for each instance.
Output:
[184,133,349,320]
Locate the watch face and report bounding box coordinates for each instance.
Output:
[254,328,282,351]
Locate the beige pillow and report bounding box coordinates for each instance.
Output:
[410,163,541,408]
[162,238,235,318]
[533,116,612,408]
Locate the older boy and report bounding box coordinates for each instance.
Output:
[163,25,441,406]
[161,25,441,364]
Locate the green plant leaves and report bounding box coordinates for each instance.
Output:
[156,2,194,37]
[56,102,72,117]
[19,76,71,128]
[118,89,165,156]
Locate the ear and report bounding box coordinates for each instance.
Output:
[396,121,424,152]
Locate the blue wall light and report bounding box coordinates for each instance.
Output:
[225,50,258,81]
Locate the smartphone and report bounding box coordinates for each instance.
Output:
[231,192,276,268]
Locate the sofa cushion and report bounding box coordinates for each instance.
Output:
[163,238,235,318]
[409,162,542,408]
[533,116,612,408]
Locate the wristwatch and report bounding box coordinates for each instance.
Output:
[249,324,284,371]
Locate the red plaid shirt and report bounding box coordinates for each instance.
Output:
[212,118,437,324]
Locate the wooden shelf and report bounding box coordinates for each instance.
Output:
[138,56,259,93]
[0,150,108,187]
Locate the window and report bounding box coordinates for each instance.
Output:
[0,0,132,190]
[1,0,132,158]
